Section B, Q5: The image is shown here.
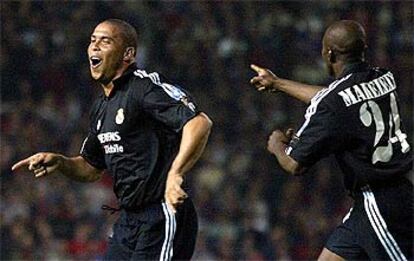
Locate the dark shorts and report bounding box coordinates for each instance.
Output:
[326,177,413,260]
[104,198,198,261]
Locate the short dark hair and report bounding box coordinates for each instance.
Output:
[103,19,138,53]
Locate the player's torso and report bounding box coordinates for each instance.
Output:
[91,80,180,208]
[326,67,412,188]
[94,84,155,167]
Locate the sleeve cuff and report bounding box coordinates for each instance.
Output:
[80,154,106,170]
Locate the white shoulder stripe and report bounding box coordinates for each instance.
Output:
[287,74,353,155]
[134,69,196,112]
[297,74,353,137]
[134,69,187,102]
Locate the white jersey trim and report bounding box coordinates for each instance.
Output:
[134,69,196,112]
[362,185,407,261]
[79,137,88,154]
[286,74,353,155]
[160,202,176,261]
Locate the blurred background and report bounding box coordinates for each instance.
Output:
[1,1,412,260]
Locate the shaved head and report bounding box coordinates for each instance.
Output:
[323,20,367,62]
[322,20,367,76]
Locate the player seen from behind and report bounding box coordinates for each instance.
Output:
[250,20,412,261]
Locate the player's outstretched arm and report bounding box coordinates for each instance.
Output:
[267,129,306,176]
[165,112,213,212]
[250,64,325,104]
[12,153,103,182]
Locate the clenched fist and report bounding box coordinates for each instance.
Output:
[267,128,295,155]
[164,172,188,213]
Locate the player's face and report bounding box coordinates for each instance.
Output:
[321,35,334,77]
[88,22,125,84]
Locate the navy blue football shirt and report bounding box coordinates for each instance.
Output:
[287,62,412,192]
[80,64,199,210]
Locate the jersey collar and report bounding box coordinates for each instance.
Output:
[113,63,138,86]
[338,61,369,78]
[101,63,138,99]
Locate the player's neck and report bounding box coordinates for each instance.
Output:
[332,61,346,79]
[100,63,131,97]
[333,58,365,79]
[101,82,114,97]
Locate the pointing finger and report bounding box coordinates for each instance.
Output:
[11,158,32,171]
[250,64,264,73]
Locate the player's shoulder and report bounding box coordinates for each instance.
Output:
[129,68,192,99]
[311,73,355,108]
[127,69,155,88]
[124,68,162,99]
[334,66,391,90]
[322,66,394,107]
[128,69,173,91]
[129,68,171,86]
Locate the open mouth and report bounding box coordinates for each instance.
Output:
[90,56,103,68]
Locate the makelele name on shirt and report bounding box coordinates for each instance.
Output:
[97,131,124,154]
[338,71,396,107]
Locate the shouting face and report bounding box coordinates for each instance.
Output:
[87,22,126,85]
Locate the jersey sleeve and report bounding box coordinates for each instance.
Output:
[79,101,106,170]
[288,100,344,168]
[140,79,199,132]
[80,132,106,170]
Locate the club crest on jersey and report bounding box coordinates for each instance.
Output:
[97,120,101,131]
[116,108,124,125]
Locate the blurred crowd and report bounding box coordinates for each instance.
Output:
[1,1,412,260]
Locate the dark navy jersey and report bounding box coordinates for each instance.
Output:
[80,64,199,210]
[287,62,412,192]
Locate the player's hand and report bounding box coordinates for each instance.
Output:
[164,172,188,213]
[11,152,62,178]
[250,64,279,92]
[267,128,295,155]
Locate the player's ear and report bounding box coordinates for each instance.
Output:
[123,47,135,62]
[328,49,336,63]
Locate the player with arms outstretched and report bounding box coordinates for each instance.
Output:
[251,20,412,260]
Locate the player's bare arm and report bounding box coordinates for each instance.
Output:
[12,153,103,182]
[165,112,212,212]
[267,129,306,176]
[250,64,325,104]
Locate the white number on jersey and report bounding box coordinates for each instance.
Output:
[359,92,410,164]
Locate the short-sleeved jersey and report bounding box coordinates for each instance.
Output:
[80,64,199,210]
[287,62,412,192]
